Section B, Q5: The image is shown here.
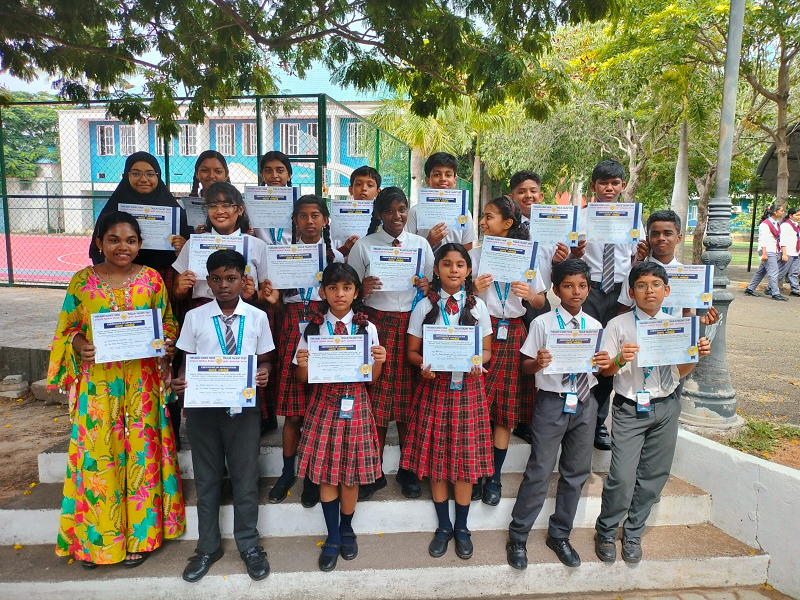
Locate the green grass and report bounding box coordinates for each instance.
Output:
[682,240,756,265]
[725,417,800,459]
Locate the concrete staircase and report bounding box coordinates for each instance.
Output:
[0,422,770,599]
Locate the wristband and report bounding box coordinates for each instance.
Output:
[614,353,627,369]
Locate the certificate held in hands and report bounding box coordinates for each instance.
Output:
[636,316,699,367]
[266,243,325,290]
[423,324,482,373]
[416,188,469,230]
[528,205,580,246]
[369,246,423,292]
[307,333,372,384]
[662,265,714,309]
[543,328,604,375]
[188,234,248,277]
[585,202,643,245]
[476,236,539,283]
[118,203,179,251]
[243,186,298,229]
[179,197,207,228]
[91,309,165,364]
[330,199,374,243]
[184,355,257,408]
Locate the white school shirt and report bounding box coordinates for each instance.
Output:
[618,255,680,308]
[293,310,380,364]
[757,219,781,254]
[172,228,270,300]
[520,308,602,393]
[602,307,682,400]
[406,204,478,246]
[407,289,493,337]
[577,206,644,285]
[253,228,291,246]
[780,220,799,257]
[348,229,435,312]
[283,242,345,304]
[468,246,545,319]
[177,298,275,356]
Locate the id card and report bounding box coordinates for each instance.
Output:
[228,406,242,417]
[339,396,354,420]
[497,319,509,341]
[636,391,651,413]
[563,392,579,414]
[298,321,309,336]
[450,372,464,391]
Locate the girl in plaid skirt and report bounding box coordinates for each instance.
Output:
[402,243,494,560]
[294,263,386,572]
[269,195,344,508]
[469,197,546,506]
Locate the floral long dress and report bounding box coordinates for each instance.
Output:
[48,266,186,564]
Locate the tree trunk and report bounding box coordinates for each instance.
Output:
[410,146,424,206]
[472,152,481,211]
[774,42,791,208]
[671,118,690,262]
[691,169,715,264]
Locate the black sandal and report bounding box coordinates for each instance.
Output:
[123,551,150,569]
[81,561,98,570]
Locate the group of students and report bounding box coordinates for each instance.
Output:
[47,149,714,582]
[745,203,800,301]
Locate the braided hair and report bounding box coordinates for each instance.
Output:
[486,195,528,240]
[291,194,335,265]
[190,151,230,197]
[203,182,251,233]
[366,187,408,236]
[259,151,293,186]
[422,243,478,327]
[302,263,368,340]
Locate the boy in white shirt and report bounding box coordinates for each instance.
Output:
[594,262,711,564]
[779,207,800,297]
[745,204,787,300]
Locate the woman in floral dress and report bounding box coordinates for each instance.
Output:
[48,210,186,568]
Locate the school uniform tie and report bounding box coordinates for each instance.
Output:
[444,296,460,315]
[601,244,615,292]
[391,238,402,248]
[561,317,591,402]
[220,314,237,355]
[658,365,674,395]
[333,320,347,335]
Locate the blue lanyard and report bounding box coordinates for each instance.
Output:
[326,320,357,335]
[493,281,510,317]
[555,308,585,330]
[213,315,245,355]
[300,287,313,313]
[439,297,462,326]
[270,227,283,243]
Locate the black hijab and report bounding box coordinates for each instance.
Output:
[89,151,191,269]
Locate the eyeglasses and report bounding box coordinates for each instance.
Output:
[633,282,665,292]
[129,171,158,179]
[207,202,237,211]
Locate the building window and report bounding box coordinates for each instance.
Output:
[119,125,137,156]
[280,122,299,155]
[242,123,258,156]
[347,122,370,157]
[305,123,319,154]
[97,125,115,156]
[179,124,198,156]
[216,123,235,156]
[155,134,165,156]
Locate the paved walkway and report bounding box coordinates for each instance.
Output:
[482,587,789,599]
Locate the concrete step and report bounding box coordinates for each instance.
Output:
[0,525,768,600]
[36,420,613,482]
[0,473,710,545]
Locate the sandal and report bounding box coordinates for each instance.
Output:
[123,551,150,569]
[81,560,98,570]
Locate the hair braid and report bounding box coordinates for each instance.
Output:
[322,223,335,265]
[422,274,443,325]
[460,274,478,326]
[189,175,200,197]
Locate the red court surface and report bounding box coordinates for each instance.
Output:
[0,234,92,285]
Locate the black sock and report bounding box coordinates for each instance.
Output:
[339,510,355,535]
[321,499,341,554]
[454,501,470,539]
[276,454,296,485]
[434,500,452,536]
[490,446,507,484]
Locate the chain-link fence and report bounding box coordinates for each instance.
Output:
[0,94,410,286]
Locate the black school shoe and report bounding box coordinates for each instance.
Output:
[340,531,358,560]
[482,479,501,506]
[506,539,528,570]
[454,529,473,559]
[744,288,760,297]
[396,468,421,498]
[791,291,800,297]
[301,476,320,508]
[268,474,296,504]
[358,473,387,501]
[183,547,224,583]
[546,536,581,567]
[772,294,789,301]
[512,423,534,444]
[428,528,453,558]
[621,537,642,563]
[594,534,617,563]
[594,424,612,451]
[471,478,483,501]
[318,543,340,572]
[241,546,270,581]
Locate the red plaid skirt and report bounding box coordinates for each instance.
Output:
[297,383,382,486]
[484,316,524,428]
[364,307,414,427]
[276,301,323,416]
[400,373,493,483]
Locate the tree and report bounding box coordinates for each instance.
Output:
[0,0,617,130]
[0,90,60,179]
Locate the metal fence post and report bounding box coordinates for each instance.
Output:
[0,110,13,285]
[256,96,263,172]
[45,180,51,234]
[163,133,171,191]
[316,95,328,197]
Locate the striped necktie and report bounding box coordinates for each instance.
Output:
[220,314,237,355]
[333,320,347,335]
[391,238,401,247]
[658,365,674,395]
[561,317,591,402]
[601,244,615,292]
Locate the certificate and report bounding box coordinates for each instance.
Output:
[476,236,539,283]
[543,328,604,374]
[636,316,699,367]
[330,199,373,243]
[528,205,579,247]
[118,203,179,251]
[662,265,714,309]
[184,355,257,408]
[242,186,299,229]
[266,243,324,290]
[416,188,469,230]
[91,309,165,364]
[188,234,248,277]
[369,246,423,292]
[307,333,371,384]
[179,196,207,228]
[423,324,482,373]
[585,202,643,245]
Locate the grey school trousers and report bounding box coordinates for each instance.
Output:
[509,390,598,541]
[779,255,799,292]
[186,404,262,553]
[582,286,623,426]
[747,251,781,296]
[595,393,680,540]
